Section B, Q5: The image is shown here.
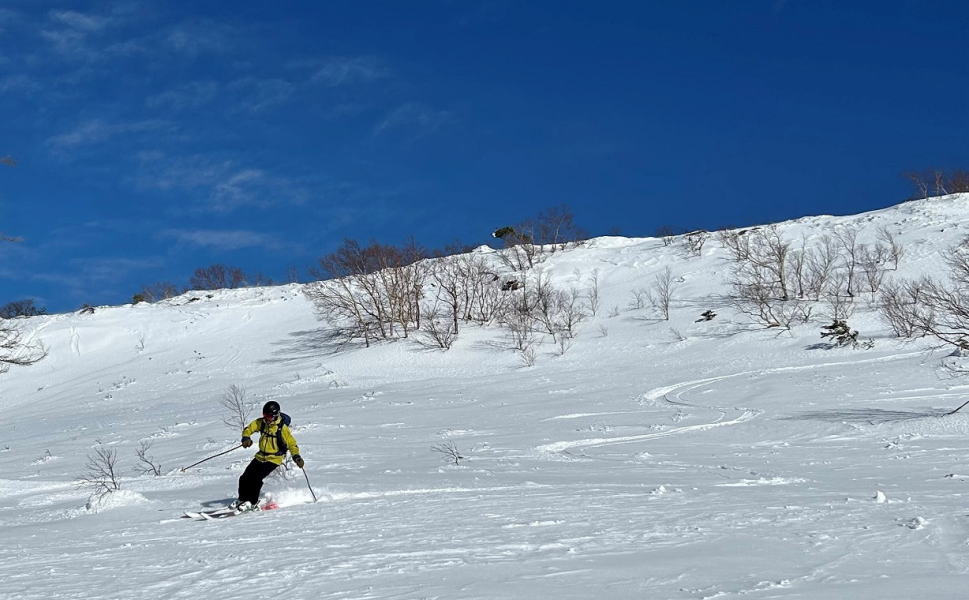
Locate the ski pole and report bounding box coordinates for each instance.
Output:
[946,399,969,416]
[301,467,319,502]
[180,444,243,472]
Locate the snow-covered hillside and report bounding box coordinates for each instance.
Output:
[5,195,969,599]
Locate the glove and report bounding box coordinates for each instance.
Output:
[293,454,305,469]
[241,436,253,448]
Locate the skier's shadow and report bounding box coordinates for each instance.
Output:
[785,407,949,424]
[201,497,236,508]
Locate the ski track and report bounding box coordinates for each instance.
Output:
[537,350,929,458]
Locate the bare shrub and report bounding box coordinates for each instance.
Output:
[431,439,465,465]
[306,239,429,346]
[556,332,575,355]
[519,346,536,367]
[859,244,888,295]
[878,238,969,348]
[724,225,793,301]
[655,225,677,246]
[135,440,162,476]
[877,227,904,270]
[136,282,182,303]
[684,230,708,257]
[553,288,587,339]
[420,306,457,350]
[0,318,47,375]
[0,299,47,318]
[78,442,122,501]
[189,264,248,290]
[731,278,811,330]
[878,280,927,338]
[630,288,649,310]
[530,204,586,251]
[220,384,253,431]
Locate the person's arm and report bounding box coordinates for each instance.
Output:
[241,419,260,447]
[283,426,303,467]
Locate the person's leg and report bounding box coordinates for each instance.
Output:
[238,459,278,504]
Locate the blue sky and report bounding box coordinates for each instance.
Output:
[0,1,966,312]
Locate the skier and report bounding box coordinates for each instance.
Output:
[231,400,304,512]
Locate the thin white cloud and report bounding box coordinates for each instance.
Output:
[132,153,305,213]
[146,81,219,110]
[210,169,272,211]
[165,21,234,56]
[31,256,164,290]
[0,75,42,95]
[310,56,388,86]
[161,228,284,251]
[40,27,89,56]
[0,8,21,32]
[49,10,110,32]
[228,77,296,113]
[374,102,454,137]
[46,119,171,150]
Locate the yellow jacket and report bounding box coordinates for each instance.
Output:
[242,418,301,465]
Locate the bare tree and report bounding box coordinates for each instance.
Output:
[804,235,840,300]
[530,204,586,251]
[905,171,929,199]
[649,267,676,320]
[905,169,969,199]
[586,269,600,316]
[220,384,253,431]
[859,244,888,295]
[834,228,860,298]
[430,255,465,336]
[934,170,949,196]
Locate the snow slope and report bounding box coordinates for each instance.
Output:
[4,195,969,599]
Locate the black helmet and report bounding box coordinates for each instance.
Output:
[262,401,280,417]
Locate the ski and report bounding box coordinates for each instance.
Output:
[182,502,280,521]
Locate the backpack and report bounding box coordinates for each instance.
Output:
[259,413,292,456]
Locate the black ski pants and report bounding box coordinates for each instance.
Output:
[238,458,279,504]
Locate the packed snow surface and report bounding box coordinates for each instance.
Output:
[5,195,969,599]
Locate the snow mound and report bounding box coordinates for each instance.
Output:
[84,489,149,512]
